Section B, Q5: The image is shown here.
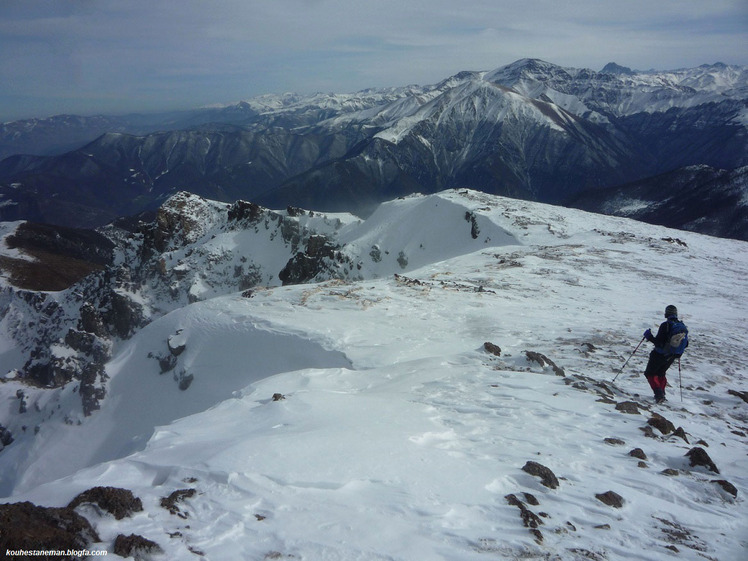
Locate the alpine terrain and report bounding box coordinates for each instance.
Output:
[1,59,746,240]
[0,189,746,560]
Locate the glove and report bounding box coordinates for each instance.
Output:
[643,329,652,339]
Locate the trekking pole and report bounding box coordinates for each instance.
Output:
[613,336,646,382]
[679,357,683,402]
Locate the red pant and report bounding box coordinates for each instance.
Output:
[646,374,667,392]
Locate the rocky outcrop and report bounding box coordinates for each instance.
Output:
[505,493,544,543]
[0,501,100,556]
[521,461,560,489]
[524,351,565,376]
[685,447,720,474]
[113,533,163,559]
[68,486,144,520]
[595,491,625,508]
[160,488,197,518]
[279,235,350,285]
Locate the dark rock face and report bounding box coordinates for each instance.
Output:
[278,235,349,285]
[0,501,100,556]
[685,447,720,474]
[161,488,197,518]
[629,448,647,460]
[0,424,14,449]
[113,533,163,558]
[521,461,560,489]
[524,351,565,376]
[615,401,640,414]
[595,491,625,508]
[505,493,544,543]
[68,486,144,520]
[648,413,676,435]
[712,479,738,498]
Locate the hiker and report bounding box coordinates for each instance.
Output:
[642,305,688,403]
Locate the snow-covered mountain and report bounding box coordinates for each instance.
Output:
[0,59,745,239]
[567,165,748,241]
[1,189,746,560]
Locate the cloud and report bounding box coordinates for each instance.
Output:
[0,0,746,120]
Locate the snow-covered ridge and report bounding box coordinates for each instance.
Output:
[1,190,747,560]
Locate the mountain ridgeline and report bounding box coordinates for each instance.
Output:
[0,59,746,239]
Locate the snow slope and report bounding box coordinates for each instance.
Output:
[2,190,748,560]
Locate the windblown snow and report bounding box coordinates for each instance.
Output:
[1,190,747,560]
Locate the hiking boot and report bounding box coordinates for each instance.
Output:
[655,396,667,404]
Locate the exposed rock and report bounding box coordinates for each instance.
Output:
[640,425,657,439]
[521,461,559,489]
[522,492,539,506]
[685,447,720,474]
[654,516,707,552]
[113,533,163,559]
[161,488,197,518]
[595,491,624,508]
[68,486,143,520]
[0,501,100,556]
[149,192,212,253]
[727,389,748,403]
[615,401,640,414]
[567,549,605,561]
[227,200,264,224]
[629,448,647,460]
[79,362,107,416]
[524,351,565,376]
[604,438,625,446]
[483,342,502,356]
[278,235,345,285]
[79,302,108,338]
[0,424,14,449]
[712,479,738,498]
[648,413,675,435]
[661,469,680,476]
[272,393,286,401]
[672,426,689,443]
[465,211,480,239]
[505,494,543,543]
[105,291,145,339]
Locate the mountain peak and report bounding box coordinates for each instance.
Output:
[483,58,569,86]
[601,62,635,75]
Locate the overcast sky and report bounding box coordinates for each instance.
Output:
[1,0,746,121]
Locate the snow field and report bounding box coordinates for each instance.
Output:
[2,190,747,559]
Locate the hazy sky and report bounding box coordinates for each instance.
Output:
[1,0,746,121]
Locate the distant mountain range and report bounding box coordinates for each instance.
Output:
[1,59,746,239]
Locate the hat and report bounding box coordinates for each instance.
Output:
[665,305,678,318]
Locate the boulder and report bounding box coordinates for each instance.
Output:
[595,491,624,508]
[68,486,143,520]
[522,461,559,489]
[648,413,675,435]
[0,501,100,555]
[615,401,640,414]
[685,447,720,474]
[113,533,163,559]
